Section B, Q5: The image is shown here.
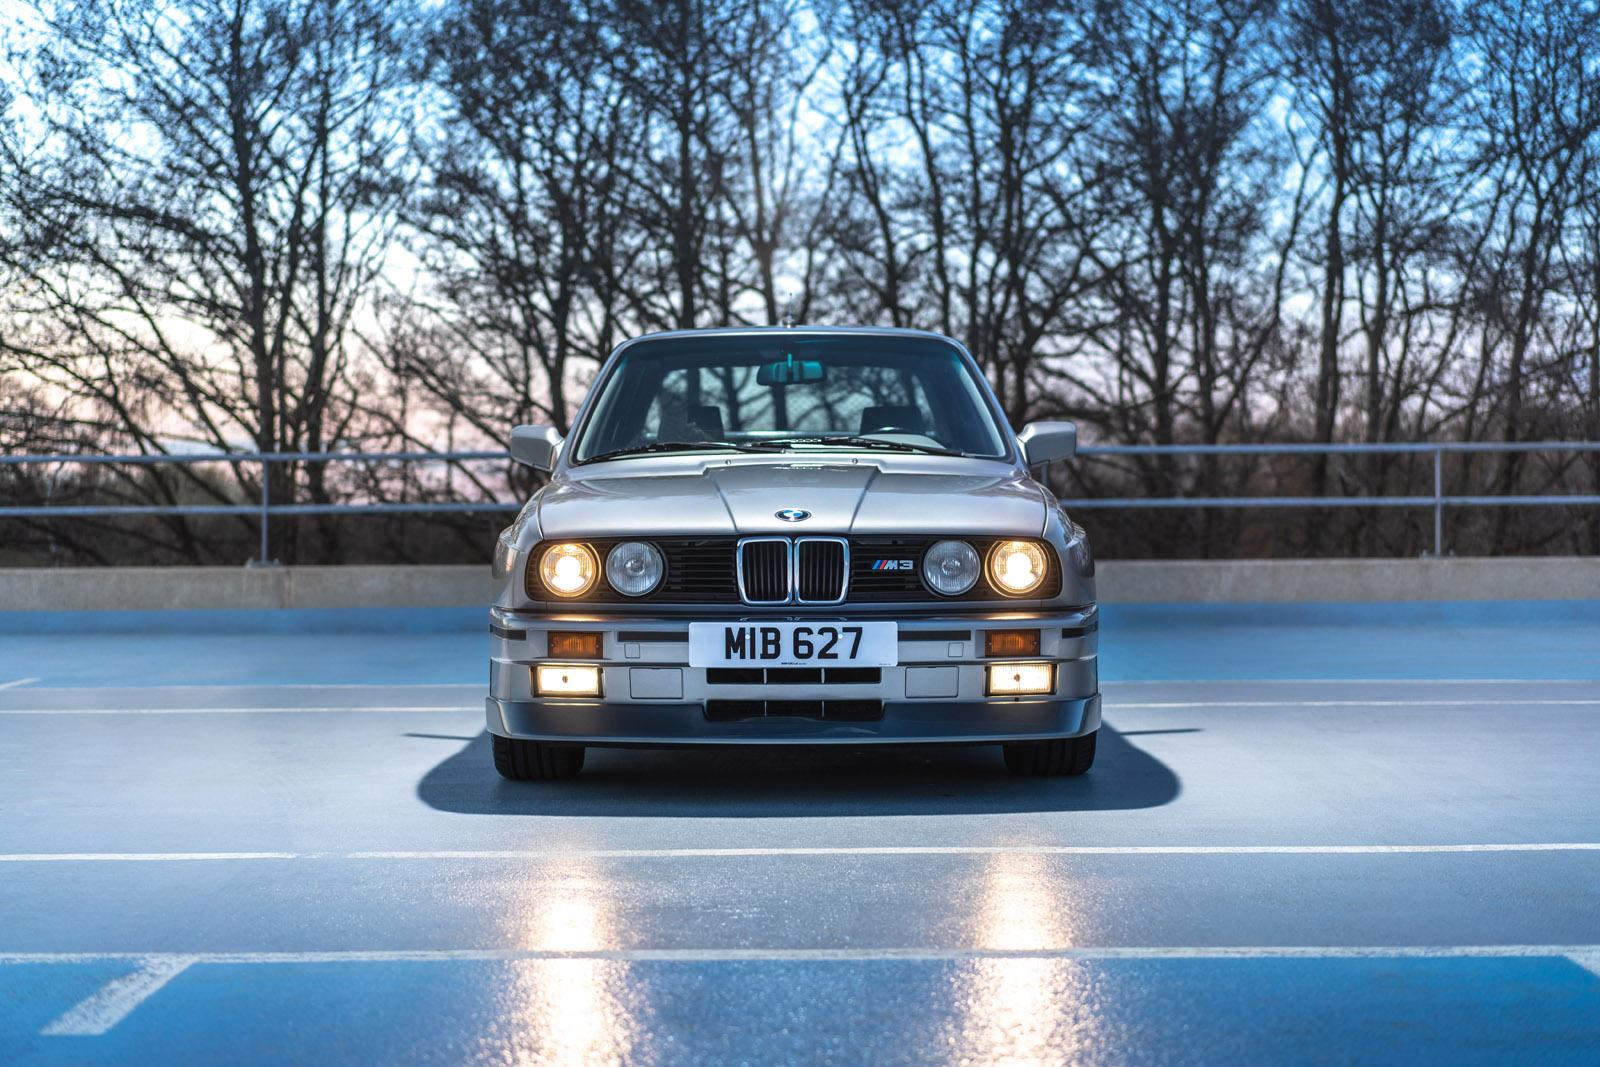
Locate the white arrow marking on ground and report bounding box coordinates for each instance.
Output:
[39,955,195,1036]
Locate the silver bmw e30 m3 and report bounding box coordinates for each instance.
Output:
[487,326,1099,780]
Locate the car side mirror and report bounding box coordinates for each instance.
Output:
[509,424,563,472]
[1016,421,1077,466]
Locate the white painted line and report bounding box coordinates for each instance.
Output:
[1109,699,1600,709]
[0,677,40,690]
[0,705,478,715]
[39,955,194,1036]
[7,944,1600,969]
[0,852,302,862]
[4,697,1597,715]
[1106,678,1595,686]
[2,843,1598,863]
[1569,952,1600,979]
[68,682,487,690]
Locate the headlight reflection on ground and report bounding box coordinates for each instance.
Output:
[484,861,645,1066]
[944,851,1101,1063]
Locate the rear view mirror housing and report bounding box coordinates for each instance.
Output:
[756,355,826,385]
[1016,421,1077,466]
[509,424,563,472]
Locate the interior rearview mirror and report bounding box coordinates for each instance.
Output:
[1016,420,1077,466]
[509,424,563,472]
[757,354,826,385]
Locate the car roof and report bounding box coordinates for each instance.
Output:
[617,324,964,346]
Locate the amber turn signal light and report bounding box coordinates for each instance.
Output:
[984,629,1041,657]
[548,631,603,659]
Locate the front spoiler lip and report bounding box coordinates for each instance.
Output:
[487,694,1100,747]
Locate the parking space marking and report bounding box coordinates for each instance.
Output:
[4,697,1598,715]
[1110,699,1600,709]
[39,955,195,1036]
[68,682,488,690]
[3,843,1598,863]
[16,943,1600,1036]
[1105,678,1600,686]
[1570,952,1600,979]
[9,944,1600,968]
[0,705,478,715]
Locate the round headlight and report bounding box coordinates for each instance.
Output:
[988,540,1048,596]
[606,541,664,597]
[539,542,598,597]
[922,540,980,596]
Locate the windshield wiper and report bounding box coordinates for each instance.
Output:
[762,434,964,457]
[582,440,780,463]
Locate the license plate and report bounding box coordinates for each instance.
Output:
[688,622,898,668]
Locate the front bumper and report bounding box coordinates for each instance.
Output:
[487,606,1099,746]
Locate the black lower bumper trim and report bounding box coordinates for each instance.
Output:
[488,694,1100,746]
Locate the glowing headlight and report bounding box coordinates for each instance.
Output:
[539,542,598,597]
[606,541,664,597]
[988,540,1048,596]
[922,539,980,595]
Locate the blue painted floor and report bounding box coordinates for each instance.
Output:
[4,956,1598,1066]
[0,601,1597,1063]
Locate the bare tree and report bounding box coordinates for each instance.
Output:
[1458,0,1600,549]
[403,0,632,443]
[828,0,1103,425]
[3,0,418,561]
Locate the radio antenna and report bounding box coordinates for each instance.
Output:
[780,289,797,328]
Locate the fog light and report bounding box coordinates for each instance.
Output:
[548,631,603,658]
[535,664,602,697]
[987,662,1054,696]
[984,629,1040,657]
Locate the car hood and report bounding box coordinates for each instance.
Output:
[533,458,1047,539]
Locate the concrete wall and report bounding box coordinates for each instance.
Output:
[0,565,496,612]
[1,557,1597,612]
[1095,557,1600,603]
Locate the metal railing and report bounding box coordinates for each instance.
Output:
[1,440,1597,563]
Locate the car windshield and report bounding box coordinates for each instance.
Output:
[571,334,1009,463]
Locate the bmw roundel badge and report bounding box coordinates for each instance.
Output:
[775,508,811,522]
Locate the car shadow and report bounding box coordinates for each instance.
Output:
[415,722,1179,817]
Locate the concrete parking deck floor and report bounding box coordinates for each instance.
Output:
[0,602,1597,1064]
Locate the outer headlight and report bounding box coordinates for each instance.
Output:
[606,541,664,597]
[539,542,599,597]
[988,540,1048,596]
[922,539,980,595]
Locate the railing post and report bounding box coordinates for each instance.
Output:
[1432,446,1443,557]
[258,454,271,566]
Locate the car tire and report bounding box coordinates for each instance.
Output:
[492,735,586,781]
[1002,731,1096,776]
